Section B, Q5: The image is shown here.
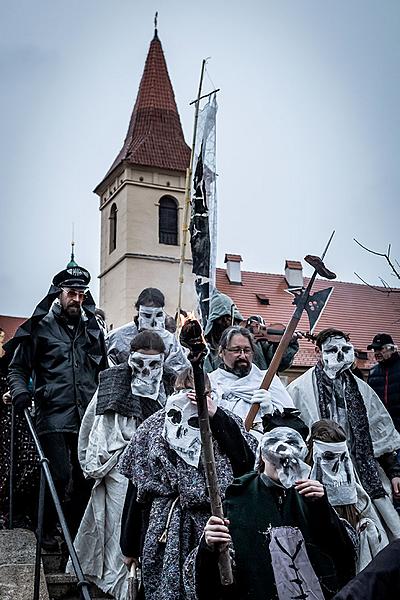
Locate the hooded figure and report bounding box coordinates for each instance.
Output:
[66,330,166,599]
[204,289,244,372]
[184,423,356,600]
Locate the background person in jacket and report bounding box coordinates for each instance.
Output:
[367,333,400,432]
[7,260,107,548]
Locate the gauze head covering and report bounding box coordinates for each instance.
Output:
[259,427,310,488]
[128,351,164,400]
[311,439,357,506]
[321,335,355,379]
[138,305,165,331]
[162,390,202,468]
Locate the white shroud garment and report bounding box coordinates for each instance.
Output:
[66,393,137,599]
[209,364,294,438]
[287,367,400,565]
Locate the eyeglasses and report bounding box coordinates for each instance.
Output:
[225,346,253,356]
[61,287,87,299]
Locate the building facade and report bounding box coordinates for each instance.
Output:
[95,30,196,329]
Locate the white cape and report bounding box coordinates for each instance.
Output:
[66,393,137,600]
[209,364,294,436]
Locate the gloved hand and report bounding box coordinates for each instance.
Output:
[251,389,284,416]
[12,393,32,412]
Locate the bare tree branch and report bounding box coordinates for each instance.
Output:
[354,238,387,257]
[354,272,400,294]
[354,238,400,282]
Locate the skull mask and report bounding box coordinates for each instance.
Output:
[138,305,165,331]
[311,440,357,506]
[320,336,355,379]
[259,427,310,488]
[163,390,202,468]
[128,352,164,400]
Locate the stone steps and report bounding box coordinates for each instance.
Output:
[0,528,49,600]
[45,572,112,600]
[0,528,113,600]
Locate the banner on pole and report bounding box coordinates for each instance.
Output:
[190,93,218,331]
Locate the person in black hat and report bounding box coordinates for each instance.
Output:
[367,333,400,432]
[6,256,107,549]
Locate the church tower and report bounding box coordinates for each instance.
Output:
[95,28,196,329]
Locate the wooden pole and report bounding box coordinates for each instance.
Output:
[191,357,234,585]
[176,60,207,328]
[244,231,336,431]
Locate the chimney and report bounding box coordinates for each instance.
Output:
[284,260,303,289]
[225,254,242,284]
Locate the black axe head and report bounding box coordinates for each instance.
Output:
[304,255,336,279]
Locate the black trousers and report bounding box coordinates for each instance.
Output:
[38,432,92,539]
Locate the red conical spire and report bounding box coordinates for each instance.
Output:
[103,32,190,180]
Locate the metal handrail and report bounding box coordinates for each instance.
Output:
[8,405,92,600]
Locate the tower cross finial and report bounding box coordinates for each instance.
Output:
[154,11,158,38]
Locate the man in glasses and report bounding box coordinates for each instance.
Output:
[209,326,294,438]
[7,257,107,549]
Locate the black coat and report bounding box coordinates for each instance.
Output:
[8,304,106,435]
[367,353,400,432]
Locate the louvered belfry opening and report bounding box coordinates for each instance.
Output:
[159,196,178,245]
[109,203,117,253]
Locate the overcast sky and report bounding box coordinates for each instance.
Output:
[1,0,400,317]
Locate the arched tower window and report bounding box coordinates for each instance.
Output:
[109,203,117,253]
[159,196,178,245]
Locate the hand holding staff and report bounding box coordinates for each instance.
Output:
[180,318,234,586]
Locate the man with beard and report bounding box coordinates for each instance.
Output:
[7,259,107,548]
[287,328,400,541]
[209,326,294,438]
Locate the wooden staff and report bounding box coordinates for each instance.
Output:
[181,318,233,585]
[244,231,336,432]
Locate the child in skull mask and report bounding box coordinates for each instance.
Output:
[184,423,356,600]
[118,366,257,600]
[66,330,166,600]
[306,419,390,572]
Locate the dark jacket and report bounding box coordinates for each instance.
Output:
[367,353,400,431]
[195,473,356,600]
[8,303,106,435]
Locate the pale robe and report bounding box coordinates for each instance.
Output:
[66,393,137,599]
[209,364,294,438]
[288,367,400,559]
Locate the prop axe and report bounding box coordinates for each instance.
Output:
[244,231,336,432]
[180,318,234,586]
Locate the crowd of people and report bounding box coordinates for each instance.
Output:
[2,256,400,599]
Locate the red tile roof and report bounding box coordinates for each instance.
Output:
[0,315,26,344]
[96,33,190,192]
[216,268,400,368]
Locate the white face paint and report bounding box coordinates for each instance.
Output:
[138,305,165,331]
[128,352,164,400]
[321,336,355,379]
[260,427,310,488]
[162,390,202,468]
[311,440,357,506]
